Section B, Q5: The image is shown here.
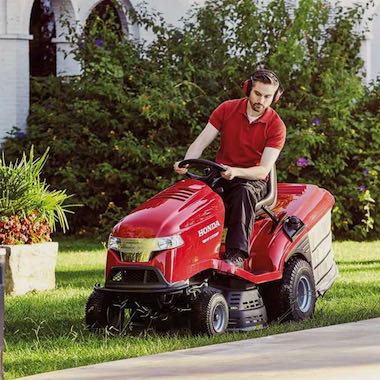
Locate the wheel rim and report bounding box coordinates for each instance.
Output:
[297,275,312,312]
[213,304,226,332]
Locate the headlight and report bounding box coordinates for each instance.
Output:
[108,234,184,262]
[155,235,184,250]
[108,235,122,251]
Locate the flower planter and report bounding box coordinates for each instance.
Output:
[1,242,58,296]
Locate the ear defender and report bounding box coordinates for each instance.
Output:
[273,84,284,103]
[243,70,284,103]
[243,79,252,97]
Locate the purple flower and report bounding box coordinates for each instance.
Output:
[296,157,309,168]
[15,131,26,139]
[362,168,369,176]
[312,117,321,126]
[358,184,366,192]
[95,38,104,48]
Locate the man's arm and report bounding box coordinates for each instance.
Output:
[221,147,281,181]
[174,123,219,174]
[184,122,219,159]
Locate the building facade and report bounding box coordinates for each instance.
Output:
[0,0,379,140]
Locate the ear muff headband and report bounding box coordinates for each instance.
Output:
[243,69,284,103]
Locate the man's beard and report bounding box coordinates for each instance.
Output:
[249,99,265,114]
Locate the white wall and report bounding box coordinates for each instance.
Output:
[135,0,205,43]
[339,0,380,83]
[0,0,32,138]
[370,7,380,81]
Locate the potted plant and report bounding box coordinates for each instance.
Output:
[0,147,76,295]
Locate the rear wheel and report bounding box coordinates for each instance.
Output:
[190,288,229,336]
[261,257,316,322]
[278,257,316,321]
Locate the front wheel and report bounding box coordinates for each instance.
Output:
[85,289,124,333]
[190,288,229,336]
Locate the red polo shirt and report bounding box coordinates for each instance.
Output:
[208,98,286,168]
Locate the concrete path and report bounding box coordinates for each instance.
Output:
[19,318,380,380]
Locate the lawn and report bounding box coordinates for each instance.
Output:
[4,238,380,379]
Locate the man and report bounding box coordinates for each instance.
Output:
[174,69,286,267]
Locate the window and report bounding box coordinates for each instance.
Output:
[85,0,123,40]
[29,0,56,77]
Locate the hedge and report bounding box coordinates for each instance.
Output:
[2,0,379,239]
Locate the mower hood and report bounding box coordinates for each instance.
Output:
[112,179,224,239]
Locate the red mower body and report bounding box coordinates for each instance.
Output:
[106,179,336,295]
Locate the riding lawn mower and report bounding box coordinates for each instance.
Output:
[85,159,338,336]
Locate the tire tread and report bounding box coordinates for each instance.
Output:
[190,287,228,336]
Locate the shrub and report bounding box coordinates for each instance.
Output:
[0,148,76,244]
[2,0,378,239]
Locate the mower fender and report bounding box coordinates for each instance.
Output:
[281,210,338,296]
[284,236,312,265]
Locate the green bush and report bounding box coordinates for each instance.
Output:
[2,0,378,239]
[0,148,76,244]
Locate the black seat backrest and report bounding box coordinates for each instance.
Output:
[255,166,277,216]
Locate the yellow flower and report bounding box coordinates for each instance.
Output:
[142,104,151,113]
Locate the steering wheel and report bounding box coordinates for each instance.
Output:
[178,159,226,188]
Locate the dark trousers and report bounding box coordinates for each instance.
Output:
[220,178,267,256]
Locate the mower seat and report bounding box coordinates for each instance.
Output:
[255,166,277,217]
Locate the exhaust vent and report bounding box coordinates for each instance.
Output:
[154,187,197,202]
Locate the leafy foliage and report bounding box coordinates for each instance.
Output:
[2,0,378,239]
[0,213,50,245]
[0,148,76,244]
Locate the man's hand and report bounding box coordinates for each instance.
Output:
[174,161,188,175]
[220,165,235,180]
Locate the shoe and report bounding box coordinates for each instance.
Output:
[224,250,247,268]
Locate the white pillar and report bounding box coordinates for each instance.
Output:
[52,38,81,76]
[51,0,81,76]
[360,32,373,84]
[0,34,32,140]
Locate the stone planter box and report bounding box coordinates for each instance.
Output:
[1,242,58,296]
